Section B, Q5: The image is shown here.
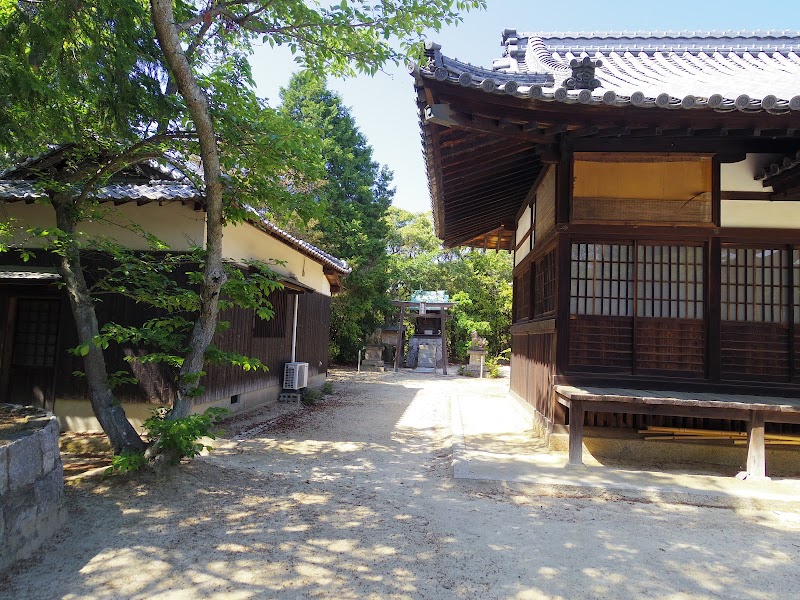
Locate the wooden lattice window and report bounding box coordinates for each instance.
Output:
[12,299,60,367]
[254,289,288,338]
[570,243,634,316]
[534,250,556,317]
[721,247,789,323]
[519,267,531,321]
[794,248,800,325]
[637,245,704,319]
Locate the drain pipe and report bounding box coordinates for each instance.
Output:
[290,294,299,362]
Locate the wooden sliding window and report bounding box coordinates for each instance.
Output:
[721,247,790,323]
[636,245,704,319]
[570,243,634,316]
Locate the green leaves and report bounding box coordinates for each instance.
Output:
[143,406,232,464]
[279,72,393,361]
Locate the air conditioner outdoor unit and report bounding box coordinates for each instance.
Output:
[283,362,309,390]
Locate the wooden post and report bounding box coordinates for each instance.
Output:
[742,410,769,480]
[707,237,721,382]
[440,310,448,375]
[394,305,405,372]
[567,400,585,468]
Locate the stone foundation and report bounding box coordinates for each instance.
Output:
[0,404,65,573]
[406,336,443,368]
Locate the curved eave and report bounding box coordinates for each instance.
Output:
[413,55,800,251]
[416,57,800,114]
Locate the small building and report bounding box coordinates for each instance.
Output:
[0,148,350,430]
[391,291,455,373]
[411,31,800,469]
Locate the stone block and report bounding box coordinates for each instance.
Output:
[35,469,63,510]
[39,420,60,455]
[42,448,58,474]
[8,436,42,490]
[364,345,384,362]
[468,349,487,365]
[417,344,436,369]
[12,505,38,540]
[0,444,8,496]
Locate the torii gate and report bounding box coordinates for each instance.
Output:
[390,290,455,375]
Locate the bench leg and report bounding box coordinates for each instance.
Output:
[736,411,771,481]
[566,400,586,469]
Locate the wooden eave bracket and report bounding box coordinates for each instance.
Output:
[425,103,553,143]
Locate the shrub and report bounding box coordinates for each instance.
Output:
[144,406,232,464]
[497,348,511,365]
[105,450,148,475]
[302,388,322,405]
[321,382,334,395]
[485,356,501,378]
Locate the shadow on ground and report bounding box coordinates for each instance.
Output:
[2,371,799,599]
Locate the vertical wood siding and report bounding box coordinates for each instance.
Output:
[511,331,557,429]
[295,292,332,379]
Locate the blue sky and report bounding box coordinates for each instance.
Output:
[249,0,798,213]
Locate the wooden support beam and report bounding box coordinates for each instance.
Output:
[739,411,770,480]
[425,104,553,143]
[565,125,602,138]
[394,305,405,372]
[567,400,585,468]
[542,123,569,136]
[440,311,448,375]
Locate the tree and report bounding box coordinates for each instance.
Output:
[1,0,484,454]
[279,72,393,361]
[387,207,512,360]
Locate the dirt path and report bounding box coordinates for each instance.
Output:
[3,370,800,599]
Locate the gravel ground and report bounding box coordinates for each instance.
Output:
[2,369,799,599]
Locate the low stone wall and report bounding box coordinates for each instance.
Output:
[0,404,65,573]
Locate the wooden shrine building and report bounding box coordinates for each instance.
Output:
[411,31,800,476]
[391,291,455,374]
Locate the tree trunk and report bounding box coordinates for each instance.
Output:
[53,196,145,454]
[151,0,227,419]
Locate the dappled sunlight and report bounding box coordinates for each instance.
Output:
[3,370,799,599]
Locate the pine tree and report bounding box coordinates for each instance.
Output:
[279,71,393,361]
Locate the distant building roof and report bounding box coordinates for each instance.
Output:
[416,30,800,112]
[0,179,202,202]
[410,290,450,303]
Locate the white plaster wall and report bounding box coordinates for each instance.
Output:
[56,372,327,431]
[514,206,531,266]
[720,153,800,228]
[223,221,330,295]
[720,153,782,193]
[721,200,800,229]
[1,201,205,250]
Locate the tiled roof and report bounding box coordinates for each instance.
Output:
[755,149,800,181]
[415,30,800,112]
[247,210,351,275]
[0,149,351,277]
[0,180,203,202]
[0,267,61,281]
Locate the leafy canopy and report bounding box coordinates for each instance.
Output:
[387,208,512,360]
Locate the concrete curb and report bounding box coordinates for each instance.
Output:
[449,395,800,510]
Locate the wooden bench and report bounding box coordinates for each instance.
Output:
[554,385,800,480]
